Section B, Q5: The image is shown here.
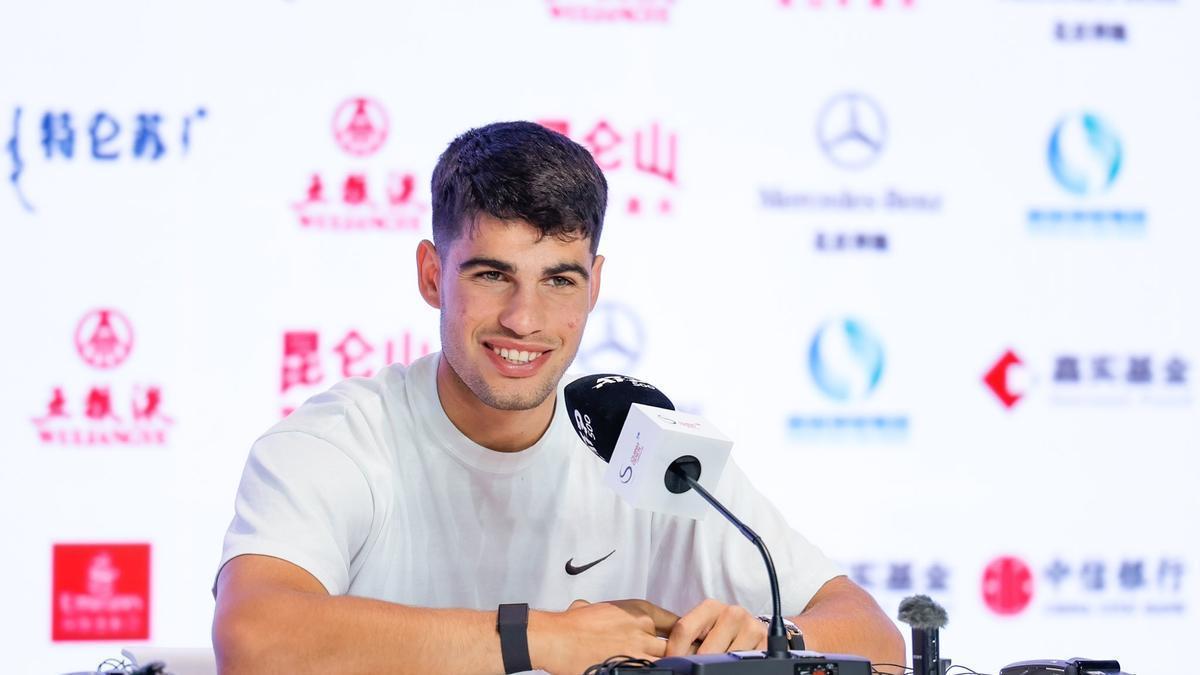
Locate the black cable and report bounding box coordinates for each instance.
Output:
[96,657,132,673]
[944,666,991,675]
[583,655,659,674]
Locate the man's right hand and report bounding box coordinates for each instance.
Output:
[529,598,677,674]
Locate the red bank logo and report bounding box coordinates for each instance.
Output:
[984,349,1024,409]
[984,348,1189,410]
[52,544,150,642]
[539,118,679,217]
[982,556,1034,616]
[33,309,174,446]
[292,96,427,232]
[546,0,675,22]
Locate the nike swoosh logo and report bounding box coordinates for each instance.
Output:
[565,550,616,576]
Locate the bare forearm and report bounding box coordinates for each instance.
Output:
[790,579,906,672]
[214,589,502,675]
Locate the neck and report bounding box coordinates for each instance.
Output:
[435,356,557,453]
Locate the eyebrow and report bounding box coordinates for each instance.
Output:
[543,262,590,280]
[459,257,515,274]
[459,257,590,280]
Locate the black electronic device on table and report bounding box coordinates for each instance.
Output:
[652,650,872,674]
[999,658,1130,675]
[565,374,875,675]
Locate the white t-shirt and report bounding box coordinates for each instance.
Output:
[218,352,840,624]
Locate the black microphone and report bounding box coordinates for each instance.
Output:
[898,595,948,675]
[566,374,872,673]
[564,374,674,463]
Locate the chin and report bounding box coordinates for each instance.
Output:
[478,376,560,411]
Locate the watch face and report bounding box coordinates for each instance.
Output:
[758,615,802,635]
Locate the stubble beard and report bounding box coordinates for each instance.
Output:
[441,324,570,412]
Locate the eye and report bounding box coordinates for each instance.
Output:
[548,276,576,288]
[476,270,505,282]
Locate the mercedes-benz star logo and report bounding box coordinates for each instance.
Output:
[816,92,887,170]
[578,303,644,374]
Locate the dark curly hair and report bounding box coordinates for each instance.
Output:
[431,121,608,255]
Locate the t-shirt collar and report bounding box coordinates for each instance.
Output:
[407,352,566,474]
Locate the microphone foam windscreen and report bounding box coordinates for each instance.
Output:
[897,594,949,630]
[564,374,674,462]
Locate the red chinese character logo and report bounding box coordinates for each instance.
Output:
[85,387,120,421]
[75,309,134,370]
[633,122,677,184]
[332,97,389,157]
[386,331,433,366]
[132,385,172,424]
[334,330,376,378]
[538,119,571,136]
[282,331,323,393]
[343,174,368,205]
[387,172,416,205]
[304,174,325,203]
[38,387,70,421]
[583,120,624,171]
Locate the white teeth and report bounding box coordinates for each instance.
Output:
[491,345,543,364]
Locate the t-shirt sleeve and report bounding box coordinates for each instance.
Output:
[645,458,842,617]
[215,430,374,597]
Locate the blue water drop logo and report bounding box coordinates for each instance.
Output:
[807,318,885,402]
[1047,112,1122,196]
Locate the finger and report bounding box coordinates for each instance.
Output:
[611,599,680,637]
[666,599,722,656]
[729,620,767,653]
[568,598,590,610]
[640,636,668,660]
[696,605,750,655]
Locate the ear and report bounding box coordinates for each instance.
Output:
[588,253,605,311]
[416,240,442,309]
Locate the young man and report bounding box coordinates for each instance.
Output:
[212,122,904,674]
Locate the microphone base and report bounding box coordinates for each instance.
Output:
[651,651,872,674]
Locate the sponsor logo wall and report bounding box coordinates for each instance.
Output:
[0,1,1196,672]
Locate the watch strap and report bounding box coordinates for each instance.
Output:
[757,614,805,650]
[497,603,533,673]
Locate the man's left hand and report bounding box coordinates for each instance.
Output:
[665,598,767,656]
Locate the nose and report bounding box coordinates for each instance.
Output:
[498,283,544,337]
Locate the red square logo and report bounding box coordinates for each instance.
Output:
[52,543,151,642]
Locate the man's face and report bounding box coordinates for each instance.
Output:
[423,214,603,411]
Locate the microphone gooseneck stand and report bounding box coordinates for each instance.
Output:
[654,462,873,672]
[668,464,791,659]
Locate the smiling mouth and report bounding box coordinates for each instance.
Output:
[485,343,548,365]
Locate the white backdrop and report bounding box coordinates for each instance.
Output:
[1,1,1197,672]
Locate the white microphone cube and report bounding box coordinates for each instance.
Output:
[604,403,733,520]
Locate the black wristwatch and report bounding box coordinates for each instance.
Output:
[497,603,533,673]
[757,614,805,650]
